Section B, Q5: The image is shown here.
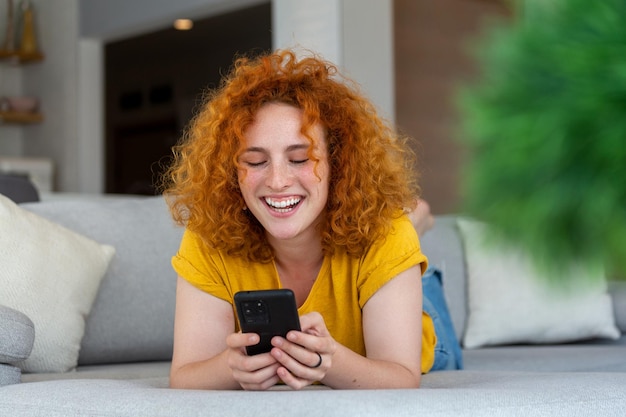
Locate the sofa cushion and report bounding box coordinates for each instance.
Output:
[0,364,21,387]
[21,361,171,383]
[0,195,115,373]
[457,218,620,349]
[463,336,626,372]
[0,305,35,364]
[4,372,626,417]
[22,196,183,365]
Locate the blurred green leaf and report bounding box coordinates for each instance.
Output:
[457,0,626,283]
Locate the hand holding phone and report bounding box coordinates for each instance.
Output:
[234,289,301,355]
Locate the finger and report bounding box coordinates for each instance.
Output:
[298,312,326,336]
[277,337,324,368]
[229,351,282,390]
[276,366,312,390]
[285,329,325,353]
[272,349,320,390]
[240,377,281,391]
[226,332,260,350]
[231,351,277,371]
[271,345,324,382]
[234,361,281,390]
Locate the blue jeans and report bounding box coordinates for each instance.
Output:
[422,267,463,370]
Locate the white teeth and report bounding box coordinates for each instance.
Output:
[264,197,301,209]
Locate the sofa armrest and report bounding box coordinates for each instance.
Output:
[0,305,35,385]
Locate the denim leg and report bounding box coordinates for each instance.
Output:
[422,267,463,370]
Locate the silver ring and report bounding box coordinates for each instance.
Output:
[311,352,322,368]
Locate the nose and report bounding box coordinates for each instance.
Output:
[266,160,292,190]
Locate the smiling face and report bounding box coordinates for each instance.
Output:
[238,102,330,246]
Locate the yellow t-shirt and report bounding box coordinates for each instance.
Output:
[172,215,436,374]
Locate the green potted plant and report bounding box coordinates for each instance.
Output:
[457,0,626,282]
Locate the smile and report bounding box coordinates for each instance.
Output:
[264,197,302,212]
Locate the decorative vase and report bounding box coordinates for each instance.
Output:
[19,0,38,55]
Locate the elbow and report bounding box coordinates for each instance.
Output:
[402,365,422,389]
[169,365,188,389]
[169,369,182,389]
[390,364,422,389]
[413,372,422,388]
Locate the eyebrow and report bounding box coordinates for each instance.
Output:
[242,144,310,153]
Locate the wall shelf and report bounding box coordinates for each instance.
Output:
[0,49,45,125]
[0,49,44,64]
[0,111,44,124]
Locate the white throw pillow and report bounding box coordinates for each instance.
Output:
[0,195,115,372]
[457,218,620,349]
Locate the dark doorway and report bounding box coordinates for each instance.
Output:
[105,2,272,195]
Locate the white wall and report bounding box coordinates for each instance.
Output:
[77,39,103,193]
[342,0,394,122]
[272,0,343,65]
[272,0,394,121]
[22,0,80,192]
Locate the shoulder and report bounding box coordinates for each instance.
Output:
[173,229,277,300]
[353,214,426,307]
[391,214,420,239]
[371,214,421,254]
[356,214,425,273]
[177,228,254,270]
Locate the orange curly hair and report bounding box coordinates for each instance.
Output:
[162,49,420,262]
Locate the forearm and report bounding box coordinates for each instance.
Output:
[169,350,241,390]
[321,344,422,389]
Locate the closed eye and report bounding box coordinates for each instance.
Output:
[245,160,267,167]
[291,158,309,165]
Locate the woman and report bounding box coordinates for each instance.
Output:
[163,50,445,390]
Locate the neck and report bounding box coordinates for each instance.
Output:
[271,235,324,272]
[268,232,325,306]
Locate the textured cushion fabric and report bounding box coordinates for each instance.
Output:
[463,336,626,372]
[22,196,183,365]
[21,361,171,383]
[420,216,467,341]
[457,218,620,349]
[0,195,115,373]
[0,305,35,363]
[0,363,21,386]
[2,372,626,417]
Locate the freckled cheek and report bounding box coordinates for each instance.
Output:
[310,164,331,194]
[238,169,262,189]
[237,173,260,206]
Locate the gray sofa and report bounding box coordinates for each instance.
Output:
[1,195,625,416]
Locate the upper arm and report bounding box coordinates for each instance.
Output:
[361,265,423,376]
[171,276,235,370]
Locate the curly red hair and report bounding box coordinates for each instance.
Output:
[162,49,420,262]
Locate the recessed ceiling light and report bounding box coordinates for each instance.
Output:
[174,19,193,30]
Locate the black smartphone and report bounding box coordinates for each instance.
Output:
[234,289,301,355]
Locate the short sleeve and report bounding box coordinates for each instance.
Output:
[171,229,232,302]
[357,216,428,309]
